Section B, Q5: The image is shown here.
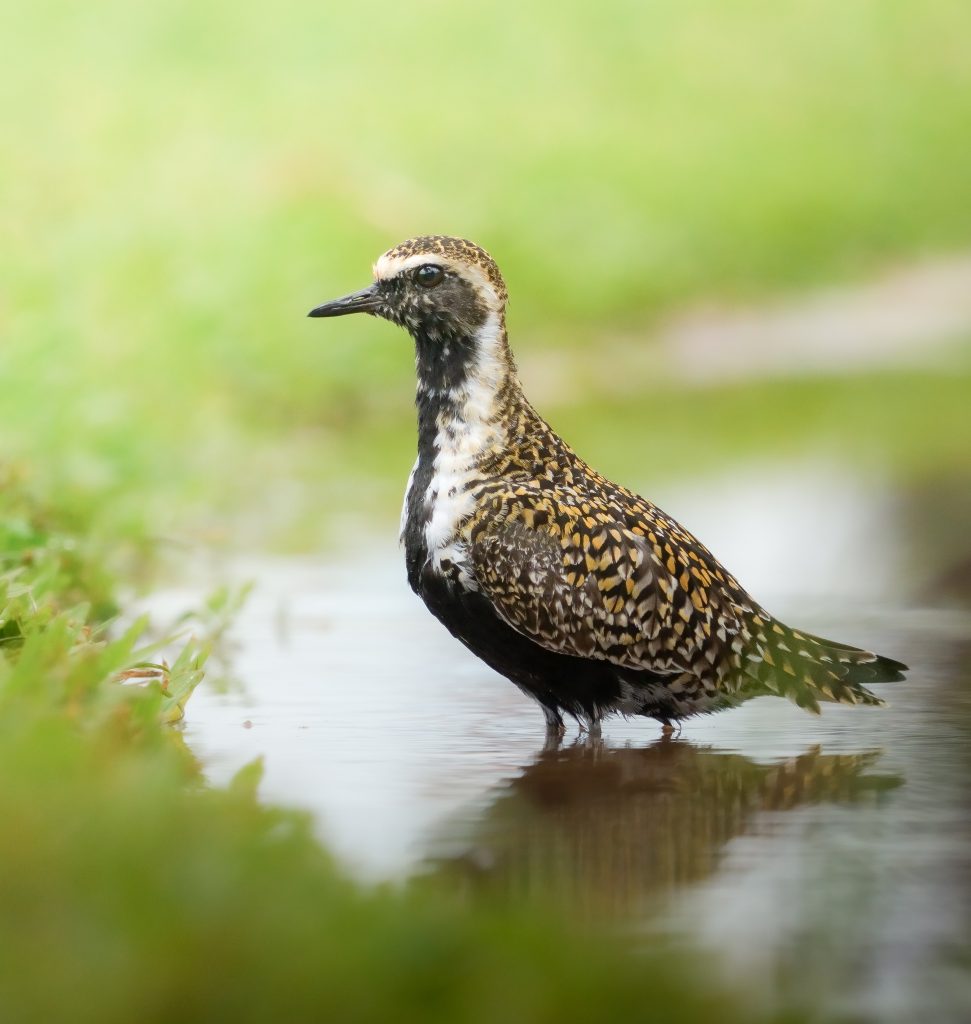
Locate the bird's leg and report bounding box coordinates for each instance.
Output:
[581,711,602,739]
[660,719,676,738]
[542,707,566,750]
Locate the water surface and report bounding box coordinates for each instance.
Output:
[160,470,970,1021]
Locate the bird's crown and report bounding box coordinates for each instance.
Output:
[374,235,508,306]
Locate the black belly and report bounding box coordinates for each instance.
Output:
[415,563,683,723]
[418,565,615,718]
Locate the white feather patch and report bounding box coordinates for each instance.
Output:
[417,311,508,584]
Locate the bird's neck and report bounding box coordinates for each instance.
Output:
[412,311,523,466]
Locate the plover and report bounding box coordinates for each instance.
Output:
[310,236,906,737]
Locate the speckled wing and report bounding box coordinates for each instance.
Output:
[466,490,747,686]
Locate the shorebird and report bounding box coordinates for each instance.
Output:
[309,236,906,737]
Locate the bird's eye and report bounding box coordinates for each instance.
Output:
[414,264,445,288]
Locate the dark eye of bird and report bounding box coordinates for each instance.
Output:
[414,264,445,289]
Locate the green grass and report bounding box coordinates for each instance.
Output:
[559,366,971,486]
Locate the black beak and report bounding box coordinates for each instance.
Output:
[307,283,381,318]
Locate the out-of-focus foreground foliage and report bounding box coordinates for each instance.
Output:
[0,481,800,1022]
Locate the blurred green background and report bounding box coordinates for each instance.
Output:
[2,1,971,1020]
[4,0,970,555]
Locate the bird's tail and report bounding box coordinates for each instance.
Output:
[740,613,907,713]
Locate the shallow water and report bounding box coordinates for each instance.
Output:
[161,469,971,1021]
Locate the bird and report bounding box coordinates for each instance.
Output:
[309,235,907,738]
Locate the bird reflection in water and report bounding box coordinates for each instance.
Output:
[427,740,901,919]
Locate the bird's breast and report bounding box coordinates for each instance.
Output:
[402,446,479,593]
[405,387,508,593]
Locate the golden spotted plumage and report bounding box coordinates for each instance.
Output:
[451,396,894,717]
[310,235,907,735]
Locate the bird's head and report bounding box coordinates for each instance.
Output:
[309,236,511,383]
